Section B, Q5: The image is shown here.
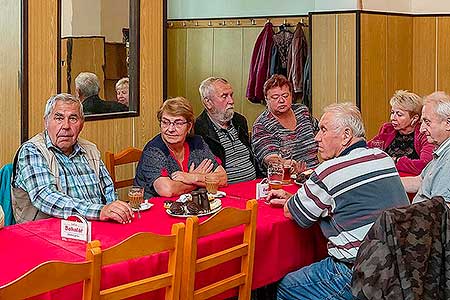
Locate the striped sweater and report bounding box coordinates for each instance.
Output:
[287,141,409,263]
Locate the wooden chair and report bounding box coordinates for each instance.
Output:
[88,223,185,300]
[0,244,101,300]
[182,199,258,300]
[105,147,142,189]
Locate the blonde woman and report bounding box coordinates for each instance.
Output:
[368,90,434,175]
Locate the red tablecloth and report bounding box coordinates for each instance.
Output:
[0,179,327,299]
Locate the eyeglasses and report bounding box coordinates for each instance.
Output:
[269,92,290,101]
[160,119,189,129]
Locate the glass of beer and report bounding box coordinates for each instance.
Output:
[205,173,220,194]
[128,186,144,211]
[267,162,284,190]
[279,145,292,184]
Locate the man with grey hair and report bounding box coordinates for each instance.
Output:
[75,72,127,114]
[194,77,258,183]
[402,91,450,203]
[12,93,133,224]
[267,103,408,300]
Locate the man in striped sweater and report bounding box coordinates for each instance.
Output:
[268,103,409,300]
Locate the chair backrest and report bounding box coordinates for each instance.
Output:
[0,245,101,299]
[88,223,185,300]
[182,199,258,300]
[105,147,142,189]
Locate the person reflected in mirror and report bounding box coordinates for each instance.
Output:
[134,97,227,199]
[195,77,259,184]
[115,77,129,107]
[267,103,409,300]
[368,90,433,175]
[252,74,319,175]
[402,91,450,203]
[75,72,128,114]
[11,93,134,224]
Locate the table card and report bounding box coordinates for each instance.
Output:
[256,178,269,200]
[61,214,91,243]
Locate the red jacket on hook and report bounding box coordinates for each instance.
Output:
[246,22,274,103]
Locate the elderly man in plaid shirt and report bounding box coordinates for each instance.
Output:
[11,93,133,224]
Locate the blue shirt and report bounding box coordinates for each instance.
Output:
[14,132,115,220]
[414,137,450,203]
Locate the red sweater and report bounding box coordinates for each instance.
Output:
[368,123,434,176]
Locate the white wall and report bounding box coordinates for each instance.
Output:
[61,0,128,42]
[412,0,450,13]
[61,0,72,37]
[71,0,102,36]
[101,0,129,42]
[168,0,315,19]
[314,0,358,11]
[362,0,411,13]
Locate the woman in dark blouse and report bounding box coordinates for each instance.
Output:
[368,90,434,175]
[134,97,227,198]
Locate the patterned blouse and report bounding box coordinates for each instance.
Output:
[251,104,319,173]
[385,131,419,160]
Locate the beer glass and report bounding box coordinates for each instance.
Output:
[267,162,284,190]
[279,145,293,184]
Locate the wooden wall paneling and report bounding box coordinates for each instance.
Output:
[241,27,266,127]
[70,38,106,98]
[167,28,187,99]
[437,17,450,93]
[387,15,413,99]
[213,28,243,115]
[0,0,21,164]
[360,13,387,139]
[60,38,68,95]
[311,14,337,118]
[337,13,356,105]
[413,17,436,96]
[81,119,115,156]
[185,28,214,116]
[138,0,164,149]
[28,0,59,137]
[104,43,127,80]
[104,42,127,100]
[113,117,134,193]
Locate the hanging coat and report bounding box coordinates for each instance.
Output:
[288,23,308,97]
[246,22,274,103]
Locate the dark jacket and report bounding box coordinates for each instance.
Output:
[352,196,450,300]
[194,110,261,177]
[82,95,128,115]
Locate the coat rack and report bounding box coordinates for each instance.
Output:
[167,16,309,29]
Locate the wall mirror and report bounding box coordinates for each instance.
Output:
[59,0,139,120]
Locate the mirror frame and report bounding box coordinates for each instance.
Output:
[57,0,140,121]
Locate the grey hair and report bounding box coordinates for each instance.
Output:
[198,77,229,101]
[323,102,365,138]
[115,77,129,90]
[44,93,84,121]
[423,91,450,120]
[75,72,100,98]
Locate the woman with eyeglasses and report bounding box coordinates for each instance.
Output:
[251,74,319,174]
[134,97,227,198]
[368,90,434,175]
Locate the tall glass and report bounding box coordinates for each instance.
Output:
[128,186,144,209]
[205,173,220,194]
[279,145,292,184]
[267,162,284,190]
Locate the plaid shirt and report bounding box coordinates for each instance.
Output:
[14,133,114,220]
